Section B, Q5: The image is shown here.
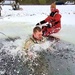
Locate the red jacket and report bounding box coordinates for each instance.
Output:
[36,9,62,36]
[45,9,61,29]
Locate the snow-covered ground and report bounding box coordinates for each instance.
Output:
[0,5,75,44]
[0,5,75,75]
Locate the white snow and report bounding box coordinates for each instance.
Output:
[0,5,75,44]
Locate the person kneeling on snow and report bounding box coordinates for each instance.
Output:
[36,3,61,37]
[23,26,46,51]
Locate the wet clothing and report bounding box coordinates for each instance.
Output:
[23,36,46,50]
[36,9,61,36]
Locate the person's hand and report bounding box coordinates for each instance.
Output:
[47,24,52,28]
[36,20,46,26]
[36,23,40,26]
[47,24,50,28]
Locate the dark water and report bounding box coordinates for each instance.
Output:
[0,37,75,75]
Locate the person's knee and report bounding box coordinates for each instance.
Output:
[54,28,61,33]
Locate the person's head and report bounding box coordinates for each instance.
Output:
[33,27,42,40]
[50,2,56,12]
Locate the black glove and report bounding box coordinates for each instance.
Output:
[47,24,52,28]
[47,24,50,28]
[36,23,40,26]
[36,20,46,26]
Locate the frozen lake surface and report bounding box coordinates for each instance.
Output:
[0,21,75,44]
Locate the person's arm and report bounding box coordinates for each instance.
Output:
[50,14,61,27]
[23,39,34,51]
[45,16,53,23]
[53,14,61,24]
[50,9,61,23]
[36,20,46,26]
[23,39,35,58]
[36,12,56,26]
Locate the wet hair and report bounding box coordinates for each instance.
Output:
[33,27,42,33]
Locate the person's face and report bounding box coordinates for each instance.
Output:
[50,7,55,12]
[33,30,42,40]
